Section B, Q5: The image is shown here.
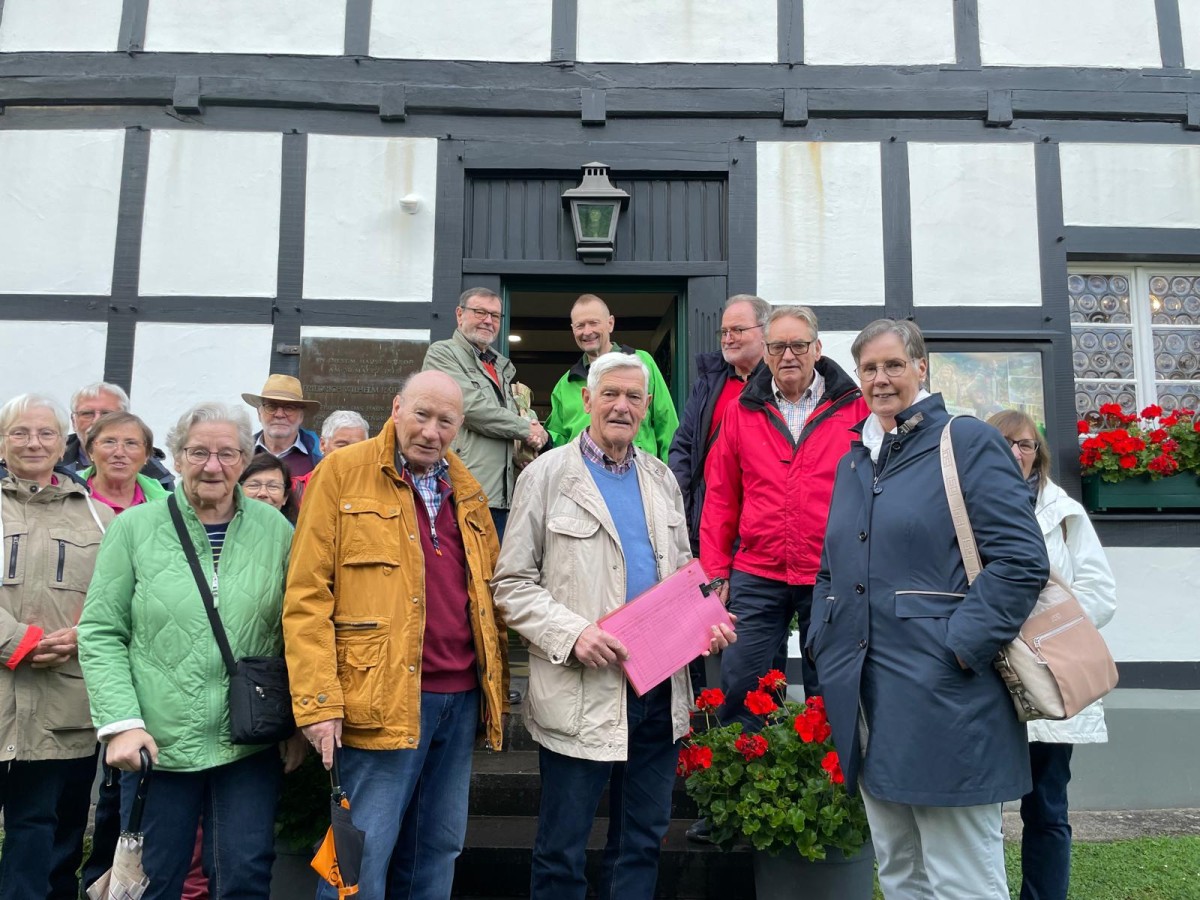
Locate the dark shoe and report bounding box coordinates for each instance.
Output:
[507,689,523,705]
[686,818,713,844]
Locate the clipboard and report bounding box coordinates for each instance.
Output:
[597,559,733,696]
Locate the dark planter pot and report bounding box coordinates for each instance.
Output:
[271,841,319,900]
[1081,473,1200,512]
[752,842,875,900]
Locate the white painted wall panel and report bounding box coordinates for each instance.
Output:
[0,322,108,409]
[1181,0,1200,69]
[129,323,274,453]
[577,0,776,63]
[978,0,1161,68]
[139,131,282,297]
[1060,144,1200,229]
[144,0,345,55]
[0,0,122,52]
[814,330,860,385]
[370,0,552,61]
[1104,548,1200,662]
[303,136,437,302]
[909,143,1041,307]
[0,130,125,295]
[757,143,885,307]
[804,0,955,65]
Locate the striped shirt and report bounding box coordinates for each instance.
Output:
[204,522,229,571]
[773,369,825,442]
[579,429,637,476]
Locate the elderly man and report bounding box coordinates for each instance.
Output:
[423,287,548,538]
[701,305,868,717]
[494,352,734,900]
[58,382,174,490]
[546,294,678,462]
[242,374,323,479]
[290,409,370,504]
[283,371,509,900]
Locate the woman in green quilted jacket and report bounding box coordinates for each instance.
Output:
[78,402,303,900]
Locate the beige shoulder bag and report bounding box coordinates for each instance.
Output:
[939,421,1118,723]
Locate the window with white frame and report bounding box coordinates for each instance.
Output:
[1068,266,1200,415]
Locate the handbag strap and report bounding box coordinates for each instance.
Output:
[167,494,238,677]
[938,417,983,585]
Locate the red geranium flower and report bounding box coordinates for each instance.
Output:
[735,732,769,761]
[1149,428,1168,444]
[757,669,787,692]
[677,744,714,777]
[806,695,826,713]
[821,751,845,784]
[1179,409,1194,418]
[1148,454,1179,476]
[744,690,778,716]
[1077,420,1091,434]
[1141,404,1164,419]
[1119,455,1138,469]
[696,688,725,711]
[1099,402,1124,417]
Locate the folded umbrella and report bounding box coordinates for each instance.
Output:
[87,748,153,900]
[311,751,365,898]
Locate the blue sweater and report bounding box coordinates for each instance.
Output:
[583,457,659,602]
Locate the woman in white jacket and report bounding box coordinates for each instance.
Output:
[988,411,1118,900]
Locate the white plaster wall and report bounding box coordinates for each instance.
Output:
[757,143,885,307]
[803,0,955,66]
[1060,144,1200,229]
[139,131,282,297]
[978,0,1162,68]
[814,330,860,384]
[908,143,1042,307]
[0,0,122,52]
[0,322,108,408]
[303,136,437,302]
[1104,548,1200,662]
[1181,0,1200,69]
[577,0,777,63]
[129,323,274,454]
[0,130,126,295]
[143,0,345,55]
[370,0,552,61]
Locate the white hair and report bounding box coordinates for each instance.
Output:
[0,394,69,456]
[166,402,255,461]
[587,352,650,394]
[321,409,370,440]
[70,382,130,413]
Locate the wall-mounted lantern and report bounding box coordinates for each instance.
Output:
[561,162,629,264]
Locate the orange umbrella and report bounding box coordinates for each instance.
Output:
[311,753,364,898]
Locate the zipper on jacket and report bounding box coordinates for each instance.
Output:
[1033,615,1085,648]
[7,535,18,580]
[429,520,442,556]
[56,540,66,582]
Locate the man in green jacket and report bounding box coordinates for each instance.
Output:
[546,294,678,462]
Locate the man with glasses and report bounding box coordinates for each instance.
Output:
[423,287,548,539]
[546,294,679,462]
[57,382,174,490]
[241,374,323,479]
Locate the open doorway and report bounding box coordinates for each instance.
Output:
[503,284,686,422]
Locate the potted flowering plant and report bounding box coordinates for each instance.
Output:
[678,671,872,899]
[1078,403,1200,511]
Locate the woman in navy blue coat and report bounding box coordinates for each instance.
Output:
[810,319,1048,899]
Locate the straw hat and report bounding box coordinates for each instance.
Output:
[241,374,321,412]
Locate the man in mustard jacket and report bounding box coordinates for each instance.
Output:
[283,370,508,900]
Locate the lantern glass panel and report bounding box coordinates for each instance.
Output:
[575,201,616,241]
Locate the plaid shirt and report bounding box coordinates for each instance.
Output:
[397,452,450,521]
[579,429,637,476]
[773,369,825,442]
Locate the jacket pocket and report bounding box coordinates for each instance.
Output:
[807,595,835,660]
[527,655,584,737]
[893,591,965,671]
[334,616,390,727]
[39,667,94,731]
[46,527,102,593]
[339,501,403,566]
[547,514,601,540]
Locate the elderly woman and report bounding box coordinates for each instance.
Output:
[809,320,1049,899]
[0,393,112,900]
[78,402,301,900]
[987,410,1117,900]
[79,411,169,512]
[239,452,299,524]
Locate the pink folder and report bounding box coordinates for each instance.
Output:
[597,559,734,696]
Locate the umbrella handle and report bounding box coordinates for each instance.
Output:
[127,748,154,833]
[330,747,341,796]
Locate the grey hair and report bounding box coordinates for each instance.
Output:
[0,394,69,455]
[166,402,255,462]
[458,287,500,308]
[725,294,771,328]
[587,351,650,394]
[70,382,130,413]
[765,305,820,341]
[321,409,370,440]
[851,319,927,365]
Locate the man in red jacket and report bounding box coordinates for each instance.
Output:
[700,305,868,720]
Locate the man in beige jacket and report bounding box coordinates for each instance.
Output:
[492,352,734,900]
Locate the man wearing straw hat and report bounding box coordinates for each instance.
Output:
[242,374,323,479]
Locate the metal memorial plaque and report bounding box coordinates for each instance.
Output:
[300,337,427,433]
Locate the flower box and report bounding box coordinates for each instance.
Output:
[1082,474,1200,512]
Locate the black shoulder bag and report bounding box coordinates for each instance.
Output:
[168,494,296,745]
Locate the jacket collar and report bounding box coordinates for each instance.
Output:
[567,341,638,382]
[372,420,489,514]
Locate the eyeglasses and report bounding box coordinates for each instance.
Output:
[261,401,304,415]
[1009,439,1040,455]
[73,409,115,421]
[462,306,502,323]
[716,325,763,340]
[765,340,814,358]
[243,480,285,494]
[5,429,61,445]
[856,360,910,381]
[95,438,146,453]
[182,447,244,466]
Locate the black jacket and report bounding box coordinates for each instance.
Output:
[61,433,175,491]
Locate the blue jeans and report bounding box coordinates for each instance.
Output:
[120,747,281,900]
[531,681,678,900]
[718,570,817,727]
[1020,742,1074,900]
[320,689,479,900]
[489,508,508,543]
[48,747,103,900]
[0,756,93,900]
